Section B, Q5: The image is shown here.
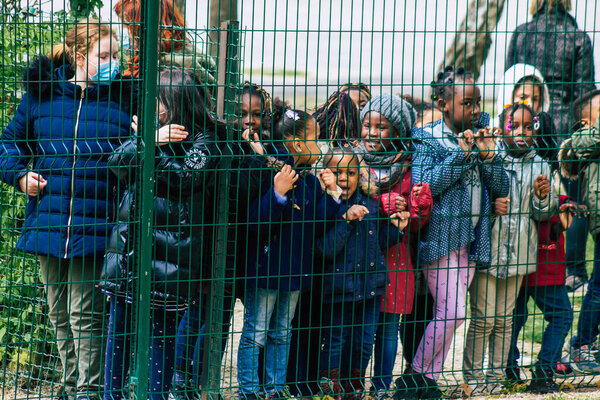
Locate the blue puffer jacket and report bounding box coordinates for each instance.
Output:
[315,192,403,303]
[0,57,134,258]
[412,120,510,266]
[244,147,343,291]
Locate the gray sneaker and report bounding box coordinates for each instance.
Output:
[563,344,600,374]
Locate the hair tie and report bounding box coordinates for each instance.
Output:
[533,116,540,131]
[505,116,513,131]
[285,109,300,121]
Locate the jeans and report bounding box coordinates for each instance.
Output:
[174,293,234,388]
[508,285,573,372]
[320,298,381,374]
[372,312,401,390]
[238,288,300,397]
[104,296,178,400]
[573,235,600,348]
[563,177,589,280]
[38,256,106,398]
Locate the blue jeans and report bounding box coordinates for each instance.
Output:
[563,177,589,280]
[238,288,300,397]
[573,235,600,348]
[104,296,178,400]
[320,298,380,374]
[372,312,401,390]
[508,285,573,372]
[174,293,234,387]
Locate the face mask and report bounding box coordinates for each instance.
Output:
[85,57,119,84]
[121,29,132,51]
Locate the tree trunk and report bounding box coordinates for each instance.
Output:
[437,0,506,80]
[209,0,237,55]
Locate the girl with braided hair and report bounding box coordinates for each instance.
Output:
[400,66,509,399]
[339,82,372,111]
[314,90,361,145]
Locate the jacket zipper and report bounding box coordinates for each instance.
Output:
[63,88,85,258]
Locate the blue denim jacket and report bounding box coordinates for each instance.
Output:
[411,120,510,266]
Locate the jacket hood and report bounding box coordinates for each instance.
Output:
[495,63,551,120]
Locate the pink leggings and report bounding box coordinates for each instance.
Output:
[412,246,475,380]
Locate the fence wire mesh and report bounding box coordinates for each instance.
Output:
[1,1,600,400]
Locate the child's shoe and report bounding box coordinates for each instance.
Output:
[319,369,343,400]
[416,376,442,400]
[526,369,559,394]
[343,369,366,400]
[505,367,525,385]
[393,368,423,400]
[562,344,600,374]
[555,361,573,376]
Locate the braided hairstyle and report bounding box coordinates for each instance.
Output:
[242,82,273,131]
[314,91,361,143]
[339,83,372,109]
[431,66,474,103]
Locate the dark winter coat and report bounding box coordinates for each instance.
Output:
[506,5,596,139]
[0,56,135,258]
[244,147,342,291]
[316,192,403,304]
[99,130,218,308]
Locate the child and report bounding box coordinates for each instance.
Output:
[407,66,510,399]
[100,69,219,400]
[507,195,580,393]
[462,102,558,395]
[237,101,341,400]
[339,82,372,110]
[317,148,410,400]
[0,21,134,399]
[401,94,443,128]
[559,90,600,374]
[171,82,274,399]
[352,94,433,399]
[314,90,362,144]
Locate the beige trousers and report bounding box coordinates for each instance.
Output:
[463,270,524,384]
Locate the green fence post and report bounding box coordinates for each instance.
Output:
[201,20,240,400]
[132,0,160,398]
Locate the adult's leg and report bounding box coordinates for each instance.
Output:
[264,290,300,395]
[104,296,132,400]
[463,270,496,385]
[412,247,474,381]
[372,311,401,390]
[237,288,278,397]
[532,285,573,372]
[563,177,589,282]
[573,234,600,349]
[68,256,107,398]
[39,256,77,395]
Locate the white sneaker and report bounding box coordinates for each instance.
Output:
[563,344,600,374]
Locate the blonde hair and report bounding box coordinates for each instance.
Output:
[530,0,571,16]
[50,19,116,67]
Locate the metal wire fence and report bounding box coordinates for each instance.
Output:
[1,1,600,399]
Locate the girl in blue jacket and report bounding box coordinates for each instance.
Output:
[0,21,133,399]
[237,100,341,400]
[317,148,409,400]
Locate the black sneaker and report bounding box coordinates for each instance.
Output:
[527,369,559,394]
[417,376,442,400]
[505,367,525,385]
[393,369,423,400]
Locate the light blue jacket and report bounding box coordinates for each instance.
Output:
[411,120,510,266]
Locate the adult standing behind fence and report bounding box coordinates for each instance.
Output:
[505,0,595,140]
[0,21,135,400]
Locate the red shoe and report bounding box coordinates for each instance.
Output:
[556,361,573,376]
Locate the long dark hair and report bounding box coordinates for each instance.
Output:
[157,69,215,135]
[314,91,360,143]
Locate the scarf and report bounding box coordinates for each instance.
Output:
[354,143,411,195]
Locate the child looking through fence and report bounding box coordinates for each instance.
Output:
[100,69,219,400]
[404,66,510,399]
